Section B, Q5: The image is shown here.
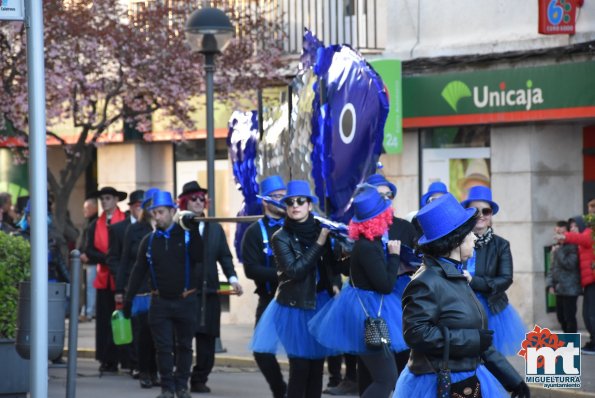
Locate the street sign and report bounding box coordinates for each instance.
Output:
[0,0,25,21]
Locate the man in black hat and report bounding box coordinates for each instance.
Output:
[177,180,244,393]
[84,186,127,373]
[108,189,144,375]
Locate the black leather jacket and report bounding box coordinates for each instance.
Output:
[403,256,522,390]
[469,234,513,314]
[271,227,338,309]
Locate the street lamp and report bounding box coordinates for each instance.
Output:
[185,6,234,217]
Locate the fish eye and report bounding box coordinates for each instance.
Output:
[339,102,356,144]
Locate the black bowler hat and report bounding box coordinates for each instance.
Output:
[128,189,145,205]
[90,186,127,202]
[178,181,208,198]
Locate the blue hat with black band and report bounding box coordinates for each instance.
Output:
[416,193,477,245]
[141,187,160,209]
[148,191,177,211]
[420,181,448,208]
[282,180,318,204]
[352,187,392,222]
[260,175,286,196]
[460,186,499,215]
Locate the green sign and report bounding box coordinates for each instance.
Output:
[370,59,402,154]
[403,61,595,127]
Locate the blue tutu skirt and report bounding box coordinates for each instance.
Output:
[394,364,508,397]
[393,274,411,303]
[308,285,407,355]
[476,294,526,356]
[251,291,336,359]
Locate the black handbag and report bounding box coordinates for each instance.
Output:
[436,326,482,398]
[350,272,392,353]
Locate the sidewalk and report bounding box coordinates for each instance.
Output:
[67,320,595,397]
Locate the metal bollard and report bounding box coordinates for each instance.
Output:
[66,250,81,398]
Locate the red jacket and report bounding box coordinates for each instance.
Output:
[565,227,595,287]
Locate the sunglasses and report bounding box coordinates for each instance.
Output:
[284,197,308,207]
[189,194,206,203]
[475,207,493,216]
[380,192,394,200]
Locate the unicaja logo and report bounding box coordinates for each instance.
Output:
[441,80,544,112]
[518,325,581,389]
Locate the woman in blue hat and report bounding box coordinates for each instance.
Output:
[394,193,529,398]
[251,180,341,398]
[309,187,407,398]
[461,186,527,356]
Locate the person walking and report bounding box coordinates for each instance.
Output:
[546,220,581,333]
[556,215,595,354]
[241,175,288,398]
[177,181,244,393]
[251,180,340,398]
[85,186,128,373]
[123,191,199,398]
[310,187,407,398]
[394,193,529,398]
[116,189,159,388]
[461,185,526,356]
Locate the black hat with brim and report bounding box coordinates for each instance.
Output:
[90,186,127,202]
[128,190,145,205]
[178,181,208,198]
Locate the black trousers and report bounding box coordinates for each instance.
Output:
[555,295,578,333]
[95,289,117,366]
[133,311,157,374]
[327,354,357,384]
[359,352,397,398]
[191,334,216,384]
[584,284,595,343]
[149,295,197,392]
[287,357,325,398]
[253,294,286,398]
[358,350,408,395]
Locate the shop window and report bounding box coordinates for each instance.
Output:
[421,126,491,202]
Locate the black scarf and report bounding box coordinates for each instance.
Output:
[283,214,321,247]
[475,227,494,248]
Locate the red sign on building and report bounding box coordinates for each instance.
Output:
[538,0,577,35]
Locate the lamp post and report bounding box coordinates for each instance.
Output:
[185,6,234,217]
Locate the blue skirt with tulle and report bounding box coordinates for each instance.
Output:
[394,364,508,397]
[250,290,336,359]
[393,274,411,303]
[476,294,526,356]
[308,285,407,355]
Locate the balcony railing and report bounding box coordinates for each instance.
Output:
[128,0,385,55]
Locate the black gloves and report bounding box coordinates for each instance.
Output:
[122,301,132,319]
[510,381,530,398]
[478,329,494,352]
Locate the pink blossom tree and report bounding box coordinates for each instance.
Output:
[0,0,285,240]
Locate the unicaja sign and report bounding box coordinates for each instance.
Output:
[441,80,544,112]
[518,325,581,389]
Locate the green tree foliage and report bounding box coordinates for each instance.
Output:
[0,233,30,339]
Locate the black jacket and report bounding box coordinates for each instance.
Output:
[125,223,202,300]
[84,219,106,265]
[469,234,513,314]
[546,243,581,296]
[403,256,522,390]
[115,221,152,293]
[389,216,420,275]
[350,238,400,294]
[241,216,282,296]
[272,226,340,309]
[106,217,132,278]
[197,222,238,294]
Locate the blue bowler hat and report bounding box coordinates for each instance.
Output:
[141,187,160,209]
[282,180,318,204]
[461,185,499,215]
[420,181,449,208]
[365,174,397,198]
[417,193,477,245]
[148,191,177,210]
[352,187,391,222]
[260,175,286,196]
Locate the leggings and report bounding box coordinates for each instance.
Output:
[359,352,397,398]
